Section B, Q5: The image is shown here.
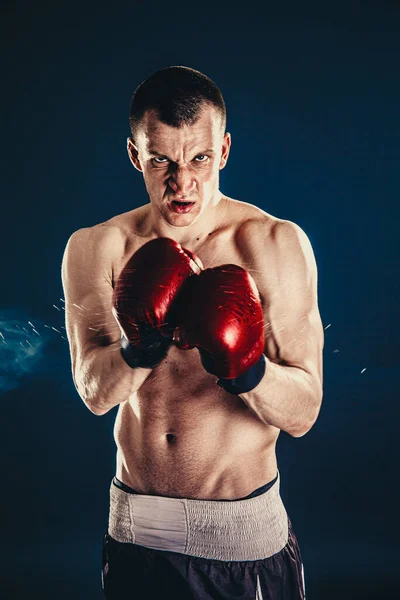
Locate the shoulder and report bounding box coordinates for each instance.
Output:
[63,222,125,262]
[63,204,148,258]
[234,215,318,297]
[62,221,128,287]
[237,214,315,264]
[221,196,315,259]
[66,204,147,247]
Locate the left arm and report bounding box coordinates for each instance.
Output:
[237,219,324,438]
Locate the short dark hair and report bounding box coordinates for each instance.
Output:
[129,66,226,140]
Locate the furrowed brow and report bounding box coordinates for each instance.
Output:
[148,148,167,156]
[148,148,216,157]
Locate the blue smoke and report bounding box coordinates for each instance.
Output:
[0,307,66,393]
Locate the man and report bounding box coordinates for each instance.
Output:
[62,66,324,599]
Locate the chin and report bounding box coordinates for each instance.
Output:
[168,214,200,227]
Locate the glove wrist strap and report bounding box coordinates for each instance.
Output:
[120,334,170,369]
[217,354,267,395]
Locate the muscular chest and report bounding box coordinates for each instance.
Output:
[195,231,267,309]
[112,228,267,314]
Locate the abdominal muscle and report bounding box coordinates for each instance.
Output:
[113,345,280,500]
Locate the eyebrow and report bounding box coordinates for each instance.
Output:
[148,148,216,157]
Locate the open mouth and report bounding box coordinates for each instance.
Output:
[170,200,195,213]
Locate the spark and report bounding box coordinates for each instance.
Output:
[28,321,35,327]
[72,303,88,311]
[361,368,367,374]
[51,327,61,334]
[22,327,29,333]
[25,340,32,347]
[0,332,4,340]
[32,329,40,336]
[324,324,331,330]
[53,305,61,311]
[333,349,339,353]
[60,298,65,303]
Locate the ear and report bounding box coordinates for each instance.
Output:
[219,132,231,170]
[127,138,143,172]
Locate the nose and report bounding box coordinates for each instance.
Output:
[168,166,196,197]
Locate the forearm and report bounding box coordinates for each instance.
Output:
[239,356,322,437]
[74,341,152,415]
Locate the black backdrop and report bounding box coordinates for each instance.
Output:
[1,1,399,598]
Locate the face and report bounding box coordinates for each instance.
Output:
[127,105,231,228]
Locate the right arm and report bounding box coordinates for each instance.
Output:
[61,226,152,415]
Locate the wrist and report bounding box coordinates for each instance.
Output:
[120,333,171,369]
[217,354,267,395]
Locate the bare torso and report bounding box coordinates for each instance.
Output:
[105,197,281,500]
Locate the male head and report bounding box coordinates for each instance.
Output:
[127,66,231,229]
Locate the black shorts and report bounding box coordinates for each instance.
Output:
[101,476,306,599]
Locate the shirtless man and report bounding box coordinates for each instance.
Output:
[62,66,324,599]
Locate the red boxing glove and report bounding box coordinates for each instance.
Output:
[112,237,202,368]
[170,264,266,386]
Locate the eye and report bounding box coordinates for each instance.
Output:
[152,157,168,164]
[194,154,209,162]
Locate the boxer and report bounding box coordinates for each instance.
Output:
[62,66,324,599]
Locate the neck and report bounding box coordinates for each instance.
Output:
[144,192,226,249]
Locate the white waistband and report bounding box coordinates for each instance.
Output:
[108,471,288,561]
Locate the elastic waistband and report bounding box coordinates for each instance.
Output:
[108,470,288,561]
[113,473,278,500]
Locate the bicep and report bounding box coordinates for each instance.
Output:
[264,222,324,386]
[241,219,324,390]
[61,227,122,373]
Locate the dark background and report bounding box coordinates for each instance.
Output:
[1,1,399,598]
